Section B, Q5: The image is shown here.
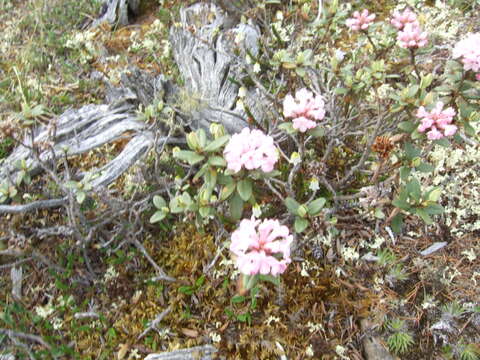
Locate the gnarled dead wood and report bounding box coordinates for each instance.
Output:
[0,3,263,215]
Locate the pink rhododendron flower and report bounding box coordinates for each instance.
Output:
[390,9,418,30]
[416,101,457,140]
[346,9,376,31]
[223,128,278,173]
[476,73,480,81]
[452,33,480,72]
[292,116,317,132]
[397,23,428,48]
[283,88,325,133]
[230,218,293,276]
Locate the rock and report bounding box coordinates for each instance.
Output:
[361,319,396,360]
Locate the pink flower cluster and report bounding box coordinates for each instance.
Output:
[397,23,428,49]
[283,88,326,132]
[390,8,427,49]
[230,218,293,276]
[223,128,278,173]
[452,33,480,72]
[417,102,457,140]
[390,9,418,30]
[346,9,376,31]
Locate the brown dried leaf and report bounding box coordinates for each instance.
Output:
[117,343,129,360]
[181,328,199,338]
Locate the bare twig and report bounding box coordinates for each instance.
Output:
[137,306,172,340]
[0,328,51,350]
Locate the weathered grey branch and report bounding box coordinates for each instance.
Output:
[145,345,218,360]
[92,0,140,28]
[0,198,67,214]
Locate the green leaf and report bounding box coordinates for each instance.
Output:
[398,121,417,133]
[153,195,167,209]
[224,308,234,318]
[195,275,206,288]
[433,138,450,147]
[173,150,205,165]
[416,207,433,224]
[237,179,253,201]
[391,213,404,233]
[278,122,295,134]
[404,142,421,160]
[220,182,236,201]
[197,129,207,148]
[198,206,212,218]
[420,73,433,89]
[204,169,217,191]
[169,196,184,213]
[65,181,79,189]
[150,211,167,223]
[399,166,411,181]
[309,126,325,137]
[208,156,227,167]
[427,187,442,202]
[178,286,194,295]
[294,217,309,233]
[229,193,244,221]
[423,203,444,215]
[193,163,209,182]
[463,121,476,138]
[236,312,251,324]
[284,197,300,215]
[334,87,349,95]
[203,135,230,152]
[257,274,281,286]
[392,198,410,211]
[307,197,326,216]
[406,178,421,202]
[374,208,385,219]
[231,295,246,304]
[407,85,419,98]
[416,162,434,173]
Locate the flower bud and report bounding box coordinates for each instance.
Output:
[298,205,308,218]
[186,132,200,151]
[209,123,225,139]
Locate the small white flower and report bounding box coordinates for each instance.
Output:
[264,316,281,326]
[252,203,262,218]
[104,266,119,282]
[35,303,54,318]
[129,348,141,359]
[341,246,359,262]
[253,62,261,73]
[305,344,314,357]
[421,295,437,310]
[52,317,63,330]
[306,321,324,333]
[290,152,301,166]
[209,332,221,343]
[238,86,247,98]
[335,345,349,359]
[309,178,319,192]
[461,249,477,262]
[335,267,345,277]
